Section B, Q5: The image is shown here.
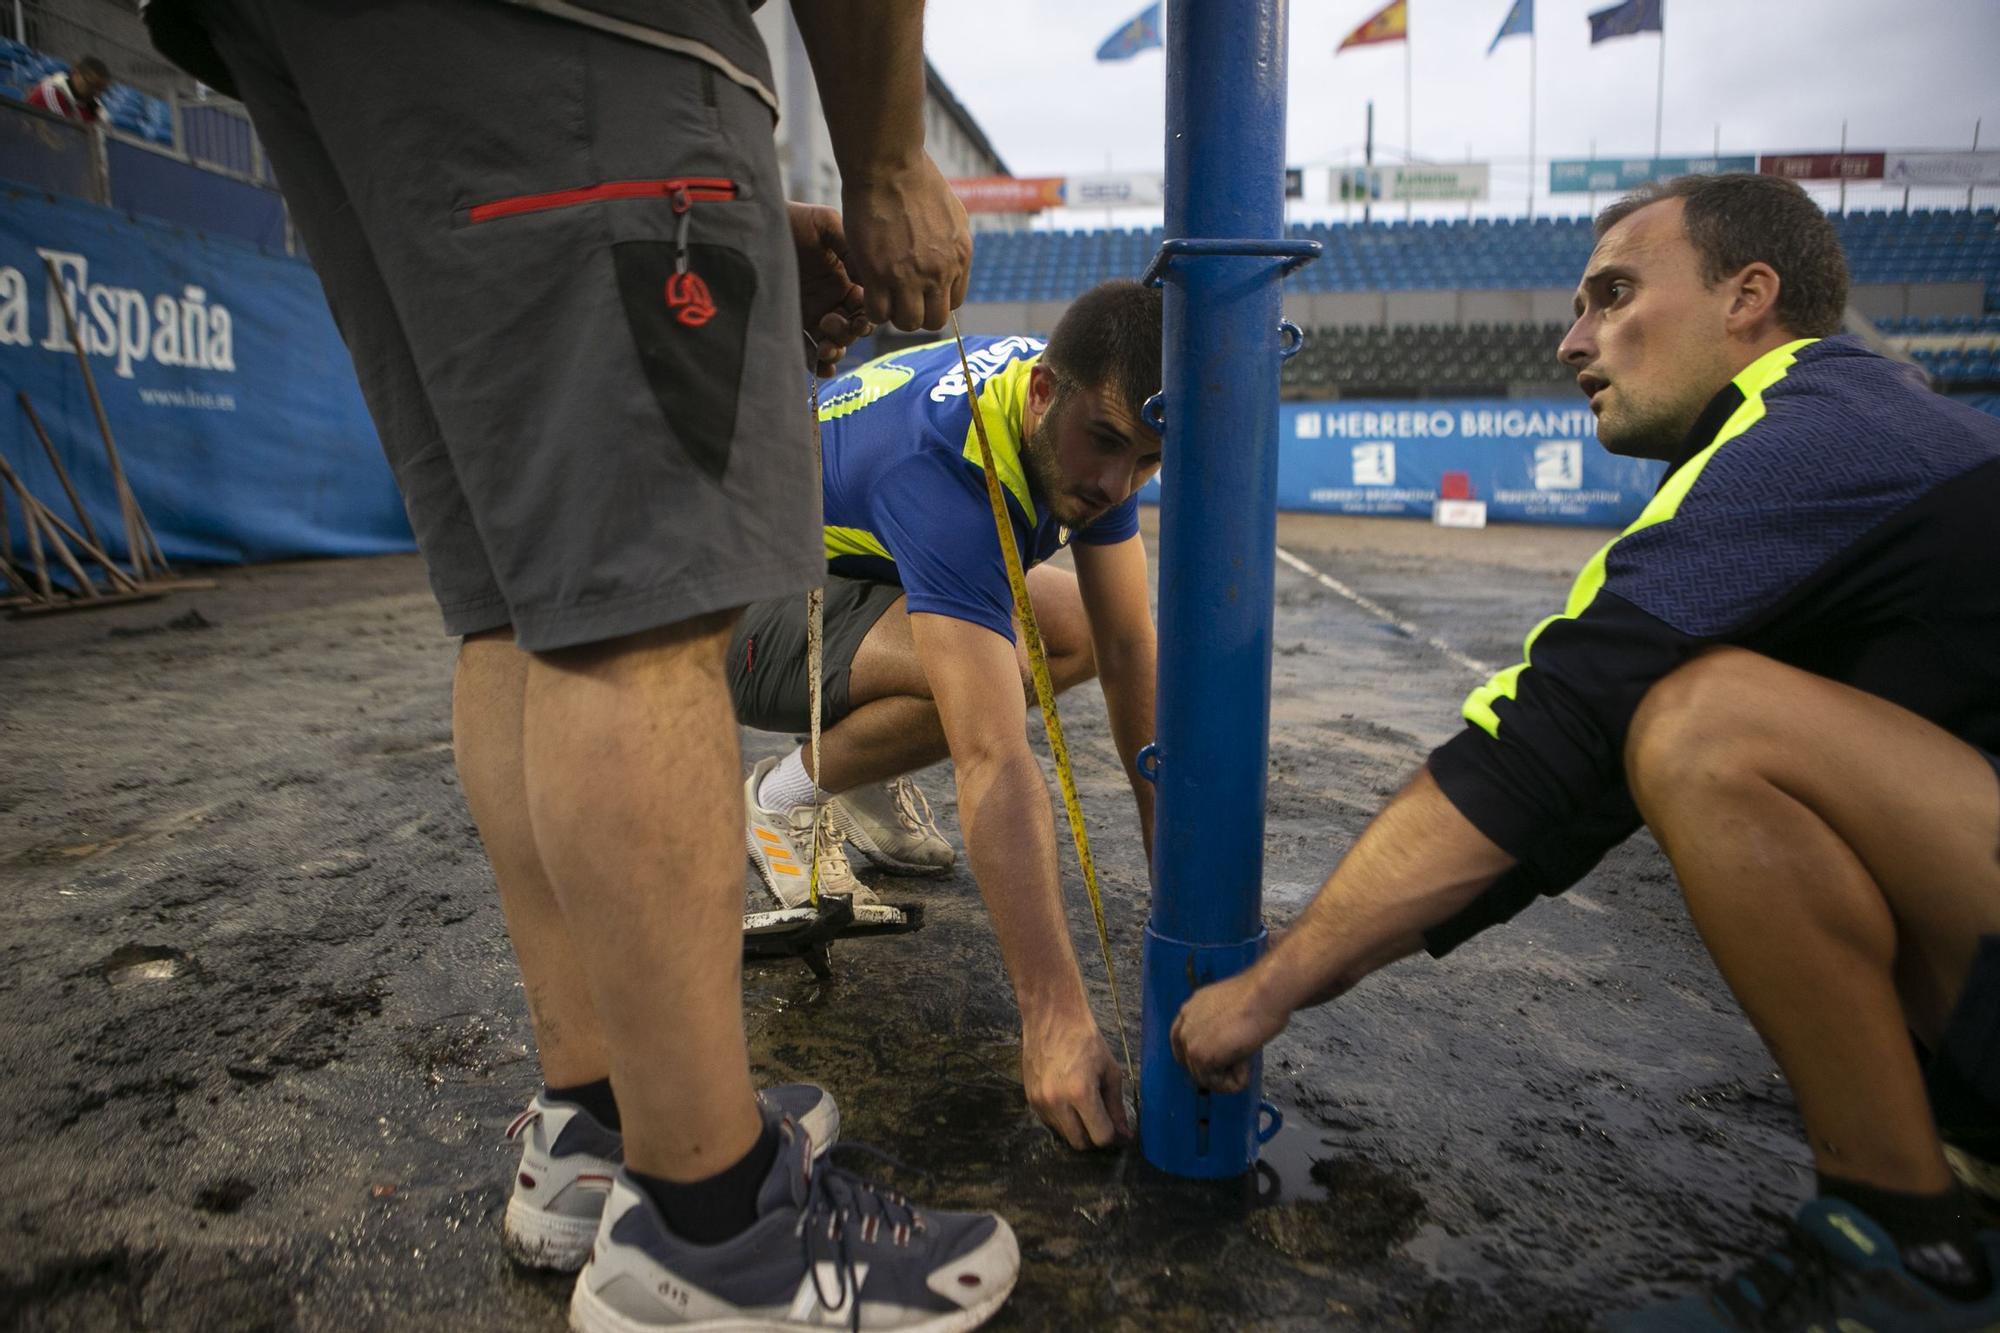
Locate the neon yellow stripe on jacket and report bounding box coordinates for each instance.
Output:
[1462,338,1817,738]
[959,356,1039,523]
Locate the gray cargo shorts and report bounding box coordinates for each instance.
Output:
[191,0,820,650]
[728,575,905,735]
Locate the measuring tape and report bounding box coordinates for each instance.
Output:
[798,349,918,937]
[949,314,1134,1081]
[805,368,829,905]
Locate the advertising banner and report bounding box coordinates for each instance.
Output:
[948,175,1066,213]
[1064,172,1165,208]
[1335,164,1490,203]
[1139,398,1666,526]
[0,189,410,568]
[1757,152,1886,181]
[1140,398,1663,526]
[1882,152,2000,188]
[1549,155,1756,193]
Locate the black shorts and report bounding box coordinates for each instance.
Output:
[1931,935,2000,1120]
[192,0,819,650]
[728,576,903,734]
[1922,750,1998,1132]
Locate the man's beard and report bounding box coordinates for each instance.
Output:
[1022,396,1088,525]
[1597,387,1702,461]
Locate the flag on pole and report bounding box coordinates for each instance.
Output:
[1095,3,1163,61]
[1336,0,1407,52]
[1487,0,1532,54]
[1587,0,1662,44]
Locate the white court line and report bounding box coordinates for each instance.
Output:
[1274,545,1497,680]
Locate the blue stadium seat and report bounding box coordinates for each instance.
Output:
[2,40,178,145]
[961,210,1998,306]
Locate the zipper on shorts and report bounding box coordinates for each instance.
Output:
[465,177,740,226]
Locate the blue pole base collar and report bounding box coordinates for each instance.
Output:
[1139,924,1270,1178]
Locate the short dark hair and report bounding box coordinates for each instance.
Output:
[75,56,109,80]
[1041,279,1164,427]
[1595,173,1848,338]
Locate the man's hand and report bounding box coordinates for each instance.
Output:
[1169,969,1290,1095]
[789,203,873,377]
[840,157,972,332]
[1021,1004,1130,1150]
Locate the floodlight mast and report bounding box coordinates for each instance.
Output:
[1139,0,1316,1178]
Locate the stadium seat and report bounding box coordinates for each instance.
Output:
[962,211,2000,325]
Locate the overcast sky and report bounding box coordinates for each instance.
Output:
[924,0,2000,222]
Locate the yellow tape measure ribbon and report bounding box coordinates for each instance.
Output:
[949,314,1134,1081]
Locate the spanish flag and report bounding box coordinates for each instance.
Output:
[1337,0,1408,51]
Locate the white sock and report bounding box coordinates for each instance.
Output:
[757,748,829,814]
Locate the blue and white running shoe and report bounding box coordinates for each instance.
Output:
[504,1084,838,1272]
[568,1113,1018,1332]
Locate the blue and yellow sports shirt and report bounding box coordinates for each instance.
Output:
[815,335,1140,642]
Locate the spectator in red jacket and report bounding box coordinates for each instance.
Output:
[27,56,109,124]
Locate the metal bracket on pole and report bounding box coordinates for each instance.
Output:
[1140,237,1322,289]
[1135,742,1161,785]
[1141,244,1318,435]
[1136,243,1320,436]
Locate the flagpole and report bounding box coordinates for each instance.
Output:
[1527,29,1537,218]
[1652,23,1664,159]
[1404,25,1414,221]
[1363,99,1374,225]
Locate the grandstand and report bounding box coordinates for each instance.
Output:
[965,210,2000,393]
[0,36,173,144]
[969,210,2000,300]
[1281,320,1572,395]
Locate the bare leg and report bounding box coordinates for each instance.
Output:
[452,628,607,1088]
[809,695,950,792]
[522,612,761,1182]
[1626,647,2000,1193]
[810,566,1095,793]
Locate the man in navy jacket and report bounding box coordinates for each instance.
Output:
[1175,173,2000,1333]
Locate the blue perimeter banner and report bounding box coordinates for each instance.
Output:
[1142,398,1665,527]
[0,188,409,569]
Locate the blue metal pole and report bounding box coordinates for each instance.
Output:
[1140,0,1297,1178]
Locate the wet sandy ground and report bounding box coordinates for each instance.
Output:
[0,512,1806,1331]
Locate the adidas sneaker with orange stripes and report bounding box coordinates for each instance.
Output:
[743,756,886,915]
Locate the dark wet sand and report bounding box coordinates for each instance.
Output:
[0,512,1803,1330]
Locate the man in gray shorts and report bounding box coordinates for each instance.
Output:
[143,2,1022,1328]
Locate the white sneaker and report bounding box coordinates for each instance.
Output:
[502,1084,838,1272]
[831,776,956,876]
[744,758,908,932]
[568,1115,1018,1333]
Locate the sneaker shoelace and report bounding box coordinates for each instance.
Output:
[797,1143,929,1332]
[887,777,943,840]
[801,809,881,904]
